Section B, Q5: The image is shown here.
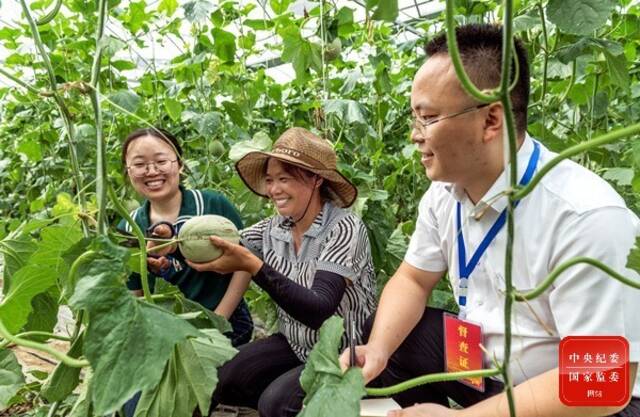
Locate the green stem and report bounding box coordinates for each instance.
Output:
[365,368,501,396]
[0,67,41,95]
[514,121,640,201]
[444,0,500,103]
[19,0,89,235]
[46,401,60,417]
[558,59,577,104]
[108,185,153,303]
[67,250,98,298]
[0,318,89,368]
[499,1,518,415]
[0,331,71,349]
[537,2,548,141]
[515,257,640,301]
[90,0,108,234]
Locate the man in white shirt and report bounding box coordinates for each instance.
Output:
[341,23,639,417]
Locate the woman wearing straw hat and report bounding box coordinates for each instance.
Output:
[188,127,377,417]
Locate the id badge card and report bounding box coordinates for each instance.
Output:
[443,312,485,392]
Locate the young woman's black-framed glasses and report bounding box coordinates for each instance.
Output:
[127,159,178,177]
[410,103,491,138]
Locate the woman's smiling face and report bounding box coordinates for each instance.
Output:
[125,134,181,202]
[264,159,319,218]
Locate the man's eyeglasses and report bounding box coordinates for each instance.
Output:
[410,103,491,137]
[127,159,178,177]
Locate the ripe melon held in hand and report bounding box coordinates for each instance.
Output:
[178,215,240,262]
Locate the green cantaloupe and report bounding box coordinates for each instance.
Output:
[178,215,240,262]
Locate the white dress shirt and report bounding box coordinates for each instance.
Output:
[405,135,640,397]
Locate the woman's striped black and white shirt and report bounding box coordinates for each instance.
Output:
[241,201,377,361]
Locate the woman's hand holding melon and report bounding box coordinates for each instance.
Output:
[186,236,263,275]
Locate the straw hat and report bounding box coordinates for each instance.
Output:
[235,127,358,208]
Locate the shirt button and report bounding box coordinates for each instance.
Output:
[477,300,484,306]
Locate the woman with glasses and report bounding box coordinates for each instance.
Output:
[118,127,254,416]
[117,127,253,344]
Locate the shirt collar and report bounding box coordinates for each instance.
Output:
[445,134,537,215]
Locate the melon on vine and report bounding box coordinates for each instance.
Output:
[178,215,240,262]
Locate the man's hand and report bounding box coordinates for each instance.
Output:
[388,403,458,417]
[186,236,263,275]
[339,344,389,384]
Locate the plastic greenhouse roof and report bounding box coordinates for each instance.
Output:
[0,0,444,86]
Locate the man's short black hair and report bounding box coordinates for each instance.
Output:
[425,24,529,134]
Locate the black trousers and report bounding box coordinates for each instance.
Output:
[370,307,640,416]
[212,333,305,417]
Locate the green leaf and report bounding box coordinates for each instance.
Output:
[298,369,365,417]
[280,26,322,81]
[183,0,214,23]
[0,349,25,410]
[177,297,232,333]
[367,0,398,22]
[0,264,57,333]
[211,28,236,63]
[22,292,58,337]
[153,281,232,333]
[41,333,84,403]
[134,330,237,417]
[122,1,151,33]
[100,36,126,58]
[165,97,183,122]
[108,90,141,114]
[547,0,615,36]
[16,139,42,162]
[192,112,222,137]
[0,231,37,293]
[626,236,640,275]
[243,19,274,30]
[324,99,368,125]
[158,0,178,16]
[298,316,365,417]
[603,167,634,186]
[68,237,202,415]
[229,131,271,162]
[270,0,292,14]
[336,7,355,36]
[222,101,246,126]
[385,224,408,263]
[603,50,629,89]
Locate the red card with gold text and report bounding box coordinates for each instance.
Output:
[443,313,485,392]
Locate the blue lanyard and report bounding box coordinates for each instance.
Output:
[456,141,540,314]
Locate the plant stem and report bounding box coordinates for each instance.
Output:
[515,257,640,301]
[537,2,548,141]
[18,0,89,236]
[445,0,500,103]
[366,368,501,396]
[0,331,71,349]
[0,67,41,95]
[46,401,60,417]
[90,0,108,234]
[499,1,518,415]
[514,121,640,200]
[0,318,89,368]
[67,250,98,300]
[108,185,153,303]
